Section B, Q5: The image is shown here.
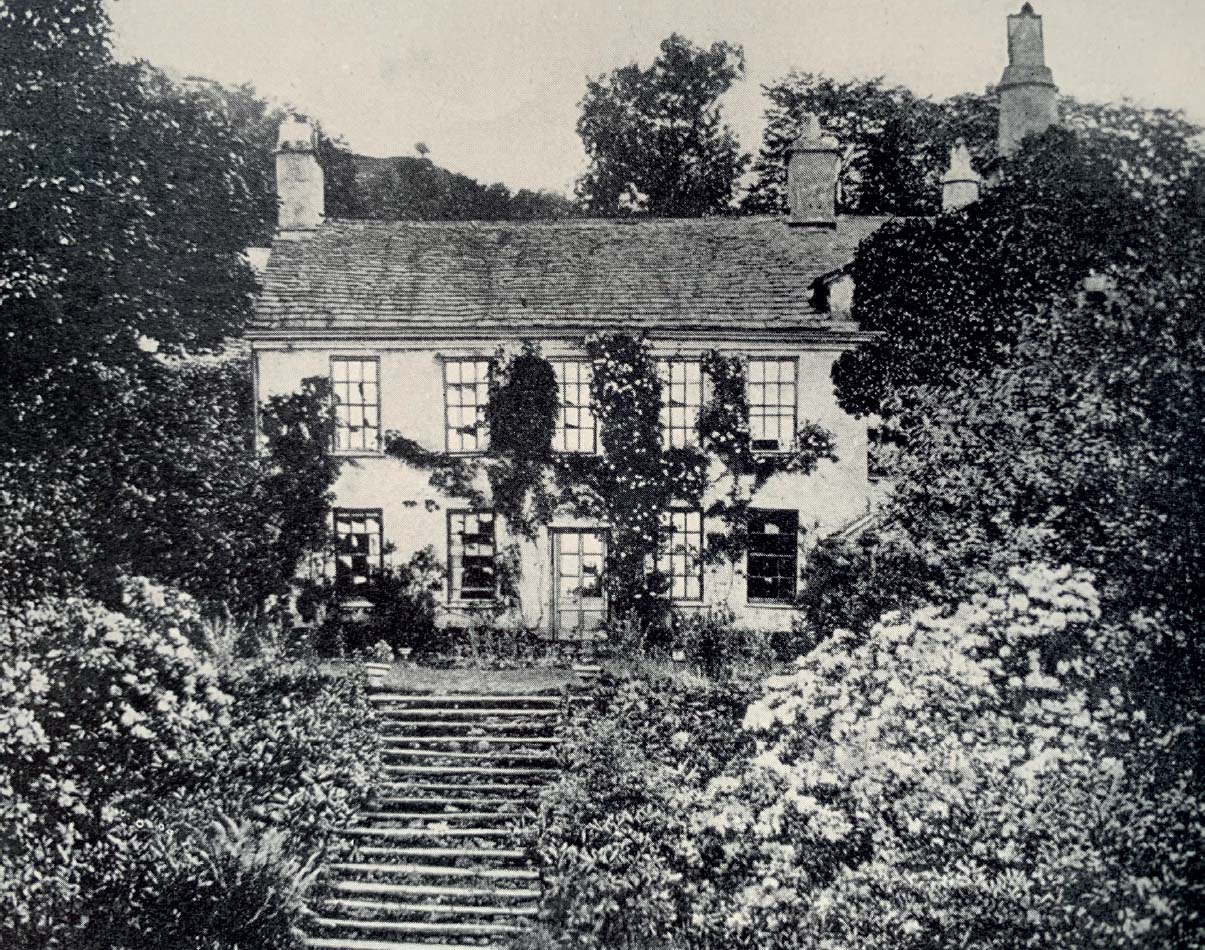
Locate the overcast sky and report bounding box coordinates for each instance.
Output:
[108,0,1205,196]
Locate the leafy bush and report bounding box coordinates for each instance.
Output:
[670,608,772,678]
[695,564,1203,949]
[94,813,317,950]
[535,673,756,949]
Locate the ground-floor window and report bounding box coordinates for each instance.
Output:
[333,508,383,594]
[746,508,799,603]
[448,511,497,601]
[657,507,704,601]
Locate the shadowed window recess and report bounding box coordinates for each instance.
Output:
[747,509,799,603]
[333,508,383,593]
[448,511,497,601]
[331,357,381,452]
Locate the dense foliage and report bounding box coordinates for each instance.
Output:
[742,75,995,215]
[576,34,749,216]
[699,565,1201,949]
[0,577,380,950]
[0,358,339,615]
[834,114,1202,416]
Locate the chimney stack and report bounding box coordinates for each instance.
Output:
[787,113,840,227]
[942,140,982,211]
[997,3,1058,156]
[275,115,324,232]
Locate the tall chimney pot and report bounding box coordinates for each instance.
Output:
[942,140,983,211]
[997,4,1058,156]
[275,115,324,232]
[787,113,840,227]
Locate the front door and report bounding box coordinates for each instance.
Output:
[552,529,608,639]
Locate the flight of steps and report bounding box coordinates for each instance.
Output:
[304,691,568,950]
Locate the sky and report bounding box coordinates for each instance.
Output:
[108,0,1205,196]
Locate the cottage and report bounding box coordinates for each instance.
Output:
[249,4,1057,639]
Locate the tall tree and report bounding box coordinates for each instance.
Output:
[576,34,748,216]
[742,74,996,215]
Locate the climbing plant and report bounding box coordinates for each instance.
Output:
[383,335,838,630]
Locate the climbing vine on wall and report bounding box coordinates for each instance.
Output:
[383,334,839,629]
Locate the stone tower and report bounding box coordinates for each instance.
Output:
[997,3,1059,156]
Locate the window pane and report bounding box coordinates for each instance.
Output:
[746,508,798,603]
[746,359,797,453]
[332,509,383,592]
[449,511,496,601]
[552,360,596,453]
[331,358,381,452]
[443,359,491,453]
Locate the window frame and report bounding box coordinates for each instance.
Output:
[656,507,705,603]
[745,508,800,605]
[442,356,493,455]
[658,358,704,449]
[332,507,384,595]
[550,359,598,455]
[746,357,798,454]
[330,355,382,455]
[447,510,498,604]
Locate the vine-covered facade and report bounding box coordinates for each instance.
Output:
[250,116,890,635]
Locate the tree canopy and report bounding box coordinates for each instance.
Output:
[575,34,748,216]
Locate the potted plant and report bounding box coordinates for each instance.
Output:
[364,640,394,687]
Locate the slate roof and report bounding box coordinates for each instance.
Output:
[251,215,890,338]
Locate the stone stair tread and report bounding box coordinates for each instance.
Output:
[305,938,499,950]
[315,916,523,936]
[342,826,529,839]
[383,749,557,762]
[374,793,534,807]
[378,708,558,718]
[329,881,541,902]
[384,765,551,777]
[387,736,561,746]
[371,694,561,704]
[358,811,528,822]
[354,845,527,860]
[326,898,538,918]
[379,782,539,795]
[329,862,539,880]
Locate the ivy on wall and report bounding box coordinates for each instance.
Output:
[383,334,838,627]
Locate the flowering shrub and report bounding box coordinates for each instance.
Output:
[535,673,756,949]
[695,564,1202,949]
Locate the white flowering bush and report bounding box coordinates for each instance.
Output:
[695,564,1202,949]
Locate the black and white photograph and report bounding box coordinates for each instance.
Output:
[1,1,1201,947]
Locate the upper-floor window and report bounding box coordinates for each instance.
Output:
[448,511,497,601]
[552,359,597,454]
[656,507,704,602]
[444,358,492,453]
[658,359,702,448]
[333,508,383,594]
[331,357,381,453]
[747,357,797,452]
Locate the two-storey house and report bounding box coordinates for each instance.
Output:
[249,0,1055,637]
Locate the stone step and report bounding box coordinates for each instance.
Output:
[341,826,529,841]
[379,782,539,796]
[382,749,557,763]
[328,881,541,903]
[371,694,562,706]
[383,765,552,779]
[305,939,499,950]
[314,918,523,937]
[351,845,527,862]
[386,736,561,747]
[378,708,559,720]
[373,793,534,809]
[329,862,539,881]
[326,897,538,919]
[358,811,530,823]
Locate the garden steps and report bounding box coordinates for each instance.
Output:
[304,688,574,950]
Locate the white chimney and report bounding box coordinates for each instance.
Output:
[997,3,1059,156]
[275,115,324,232]
[787,113,840,227]
[942,140,983,211]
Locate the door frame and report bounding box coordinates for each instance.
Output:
[549,527,609,640]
